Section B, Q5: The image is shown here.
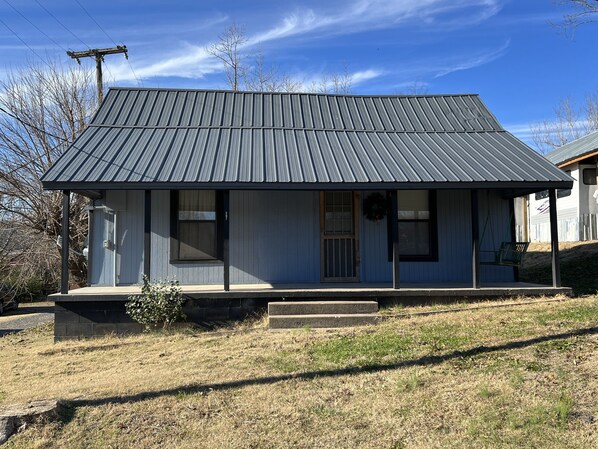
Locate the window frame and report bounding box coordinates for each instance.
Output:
[388,190,438,262]
[170,190,224,263]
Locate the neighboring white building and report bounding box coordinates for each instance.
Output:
[526,131,598,242]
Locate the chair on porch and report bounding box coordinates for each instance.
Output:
[480,241,530,267]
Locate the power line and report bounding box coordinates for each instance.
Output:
[33,0,89,48]
[31,0,119,85]
[2,0,68,53]
[73,0,116,46]
[0,106,69,143]
[0,17,53,69]
[72,0,142,86]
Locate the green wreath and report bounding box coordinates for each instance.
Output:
[363,192,389,222]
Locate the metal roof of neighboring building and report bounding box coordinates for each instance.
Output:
[42,88,573,192]
[545,130,598,167]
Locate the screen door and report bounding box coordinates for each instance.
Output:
[321,191,359,282]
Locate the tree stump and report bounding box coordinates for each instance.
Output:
[0,400,62,444]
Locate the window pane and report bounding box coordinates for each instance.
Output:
[179,222,217,259]
[179,191,216,220]
[583,169,597,185]
[324,192,353,235]
[398,190,429,219]
[557,189,571,198]
[399,222,430,256]
[176,190,218,260]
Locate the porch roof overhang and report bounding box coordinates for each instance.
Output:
[42,88,573,199]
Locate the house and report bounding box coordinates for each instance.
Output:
[42,88,573,339]
[526,131,598,242]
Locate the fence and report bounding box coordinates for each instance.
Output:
[520,214,598,242]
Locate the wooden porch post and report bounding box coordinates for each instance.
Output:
[144,190,151,279]
[549,189,561,287]
[471,189,480,289]
[61,190,70,294]
[223,190,230,292]
[390,190,400,289]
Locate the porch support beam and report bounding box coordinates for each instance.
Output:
[509,197,519,282]
[549,189,561,287]
[144,190,151,279]
[223,190,230,292]
[471,189,480,289]
[390,190,400,289]
[61,190,70,294]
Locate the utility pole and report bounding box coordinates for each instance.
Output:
[67,45,128,103]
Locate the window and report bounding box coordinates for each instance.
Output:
[583,168,597,185]
[170,190,222,261]
[557,189,572,198]
[535,188,571,200]
[557,170,572,198]
[397,190,437,261]
[535,190,549,201]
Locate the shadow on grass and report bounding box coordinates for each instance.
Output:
[521,242,598,296]
[62,325,598,420]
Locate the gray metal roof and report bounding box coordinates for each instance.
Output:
[545,130,598,166]
[42,88,573,191]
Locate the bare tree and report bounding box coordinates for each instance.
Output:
[0,60,97,295]
[557,0,598,29]
[209,23,353,94]
[530,92,598,153]
[243,52,302,92]
[206,23,247,91]
[308,67,354,94]
[396,81,430,95]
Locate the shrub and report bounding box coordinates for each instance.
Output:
[125,276,186,330]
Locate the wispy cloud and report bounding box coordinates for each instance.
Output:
[434,39,510,78]
[248,0,502,44]
[106,0,502,83]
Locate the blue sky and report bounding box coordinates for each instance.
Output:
[0,0,596,146]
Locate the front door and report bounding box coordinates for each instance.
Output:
[320,191,360,282]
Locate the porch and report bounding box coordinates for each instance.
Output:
[51,281,572,340]
[52,282,572,302]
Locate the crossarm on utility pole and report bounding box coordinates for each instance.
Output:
[67,45,128,103]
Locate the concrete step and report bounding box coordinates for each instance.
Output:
[268,300,378,316]
[269,313,379,329]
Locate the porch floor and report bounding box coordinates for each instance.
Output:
[52,282,572,302]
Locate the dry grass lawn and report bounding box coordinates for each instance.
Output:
[1,296,597,448]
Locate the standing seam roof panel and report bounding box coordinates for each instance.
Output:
[170,128,199,182]
[72,128,122,181]
[406,134,458,182]
[389,133,445,181]
[41,88,574,188]
[426,133,490,182]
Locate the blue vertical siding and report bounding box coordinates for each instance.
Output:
[149,190,320,285]
[116,190,144,285]
[90,188,513,286]
[230,190,320,283]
